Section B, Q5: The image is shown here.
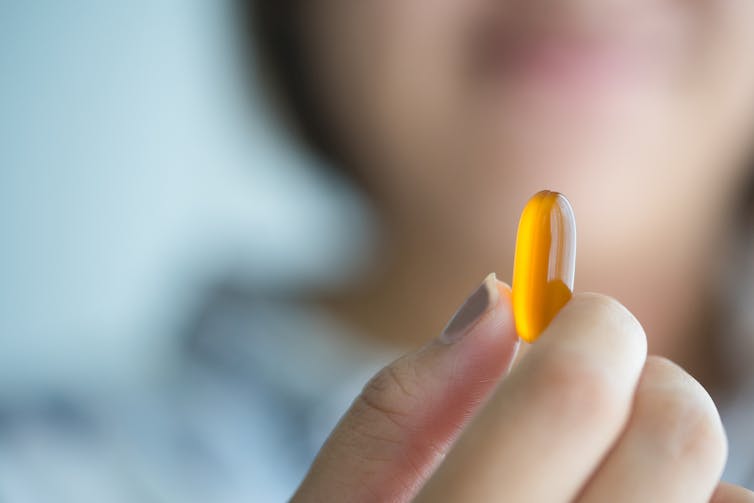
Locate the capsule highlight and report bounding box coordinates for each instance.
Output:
[512,190,576,343]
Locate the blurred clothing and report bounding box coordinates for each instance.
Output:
[0,294,394,502]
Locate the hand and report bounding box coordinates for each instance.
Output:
[292,275,754,502]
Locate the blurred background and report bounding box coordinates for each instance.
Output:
[0,1,373,391]
[0,2,377,500]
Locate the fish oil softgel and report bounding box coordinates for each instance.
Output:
[512,191,576,343]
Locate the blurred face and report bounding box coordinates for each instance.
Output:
[302,1,754,357]
[304,1,754,241]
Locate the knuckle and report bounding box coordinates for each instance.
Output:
[355,358,422,431]
[337,359,427,469]
[637,357,727,461]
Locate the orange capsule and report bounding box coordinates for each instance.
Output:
[512,190,576,343]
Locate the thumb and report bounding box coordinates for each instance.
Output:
[293,274,519,503]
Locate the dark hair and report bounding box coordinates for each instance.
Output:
[238,1,343,167]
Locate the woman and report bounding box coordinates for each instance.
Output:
[248,0,754,501]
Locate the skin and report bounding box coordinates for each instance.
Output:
[286,0,754,500]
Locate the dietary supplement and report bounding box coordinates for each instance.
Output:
[512,190,576,343]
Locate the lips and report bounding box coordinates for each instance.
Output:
[477,11,683,93]
[500,35,650,89]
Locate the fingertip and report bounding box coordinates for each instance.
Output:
[569,293,645,336]
[452,280,519,382]
[492,279,514,314]
[550,292,648,359]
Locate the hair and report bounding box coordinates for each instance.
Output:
[238,0,344,168]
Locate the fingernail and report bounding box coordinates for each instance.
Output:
[439,273,500,344]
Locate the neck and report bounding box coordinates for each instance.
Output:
[316,215,510,350]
